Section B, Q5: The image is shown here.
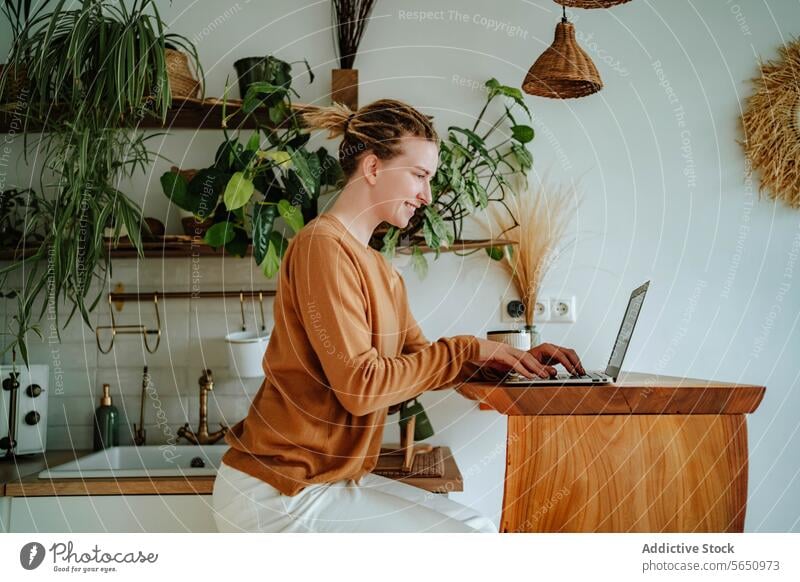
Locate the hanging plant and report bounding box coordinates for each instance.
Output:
[0,0,202,366]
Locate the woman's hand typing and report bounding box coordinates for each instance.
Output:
[471,339,585,379]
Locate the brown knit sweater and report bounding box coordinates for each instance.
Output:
[221,213,481,496]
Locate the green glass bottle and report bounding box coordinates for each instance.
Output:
[93,383,119,451]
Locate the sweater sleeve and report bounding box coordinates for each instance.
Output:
[292,234,481,416]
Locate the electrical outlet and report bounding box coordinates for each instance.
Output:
[550,296,576,323]
[500,296,526,324]
[533,297,551,323]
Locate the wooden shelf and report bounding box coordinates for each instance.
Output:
[0,97,270,133]
[394,238,516,255]
[0,236,516,261]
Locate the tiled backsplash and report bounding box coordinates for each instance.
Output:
[1,256,277,450]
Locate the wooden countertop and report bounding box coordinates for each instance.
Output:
[1,446,462,497]
[457,371,766,415]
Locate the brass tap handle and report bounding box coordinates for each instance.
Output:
[199,369,213,391]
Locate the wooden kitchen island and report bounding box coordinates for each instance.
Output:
[457,372,765,533]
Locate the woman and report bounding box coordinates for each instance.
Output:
[212,99,585,533]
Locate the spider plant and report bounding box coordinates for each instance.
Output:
[1,1,51,57]
[6,0,201,128]
[0,0,202,366]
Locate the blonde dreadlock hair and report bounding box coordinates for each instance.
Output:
[293,99,439,181]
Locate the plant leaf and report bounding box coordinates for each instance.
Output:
[511,143,533,171]
[204,221,235,247]
[486,78,531,117]
[424,207,451,248]
[411,246,428,279]
[252,203,277,265]
[160,171,193,212]
[245,132,260,153]
[261,231,288,278]
[485,245,504,261]
[187,168,227,218]
[223,171,255,211]
[511,125,535,144]
[278,199,304,233]
[380,227,401,259]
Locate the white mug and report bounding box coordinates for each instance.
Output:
[486,329,532,351]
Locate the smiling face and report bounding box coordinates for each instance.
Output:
[359,137,439,228]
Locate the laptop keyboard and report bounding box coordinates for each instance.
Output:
[507,371,608,381]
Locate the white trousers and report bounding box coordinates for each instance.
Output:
[212,460,497,533]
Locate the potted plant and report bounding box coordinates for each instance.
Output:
[233,54,313,102]
[162,58,342,276]
[0,188,42,250]
[331,0,377,109]
[371,78,535,277]
[0,0,51,105]
[477,176,578,344]
[0,0,202,366]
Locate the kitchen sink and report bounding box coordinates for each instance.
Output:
[38,445,230,479]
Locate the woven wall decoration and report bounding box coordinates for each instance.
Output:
[740,39,800,208]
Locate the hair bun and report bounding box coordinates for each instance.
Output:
[343,112,356,133]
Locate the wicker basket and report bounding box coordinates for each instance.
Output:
[0,64,29,105]
[554,0,633,7]
[522,20,602,99]
[165,49,201,99]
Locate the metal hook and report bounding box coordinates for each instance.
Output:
[259,292,266,332]
[239,292,246,332]
[238,291,267,333]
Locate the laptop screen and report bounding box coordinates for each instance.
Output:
[605,281,650,379]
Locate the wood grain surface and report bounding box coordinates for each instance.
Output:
[458,372,765,415]
[501,414,749,532]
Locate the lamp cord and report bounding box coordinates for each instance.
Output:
[562,4,568,23]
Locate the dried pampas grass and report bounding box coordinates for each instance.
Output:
[740,38,800,208]
[478,177,577,326]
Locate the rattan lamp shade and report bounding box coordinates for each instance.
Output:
[522,20,602,99]
[554,0,632,7]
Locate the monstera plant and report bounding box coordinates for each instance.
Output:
[161,55,341,278]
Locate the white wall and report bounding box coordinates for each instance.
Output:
[2,0,799,532]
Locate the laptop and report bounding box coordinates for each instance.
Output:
[498,281,650,386]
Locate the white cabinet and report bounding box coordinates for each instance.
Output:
[8,495,218,533]
[0,497,10,532]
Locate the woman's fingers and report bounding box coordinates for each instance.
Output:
[504,349,551,379]
[548,346,580,375]
[565,348,586,375]
[532,343,586,375]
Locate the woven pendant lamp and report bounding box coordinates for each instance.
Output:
[522,14,602,99]
[555,0,632,8]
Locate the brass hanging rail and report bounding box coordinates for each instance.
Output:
[95,285,276,354]
[108,289,276,304]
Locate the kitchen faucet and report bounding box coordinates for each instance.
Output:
[177,368,229,445]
